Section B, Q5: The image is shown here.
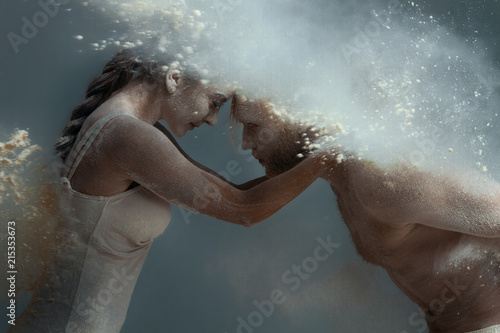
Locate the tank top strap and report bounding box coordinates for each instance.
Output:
[65,113,124,180]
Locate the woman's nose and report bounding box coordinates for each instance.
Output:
[204,110,218,126]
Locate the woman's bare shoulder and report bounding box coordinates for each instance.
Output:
[99,114,157,143]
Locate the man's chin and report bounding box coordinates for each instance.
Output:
[263,163,284,178]
[264,169,275,178]
[258,161,274,178]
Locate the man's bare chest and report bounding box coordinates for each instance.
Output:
[332,185,415,266]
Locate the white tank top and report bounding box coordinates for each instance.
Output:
[13,113,171,332]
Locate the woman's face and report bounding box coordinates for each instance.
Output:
[166,81,231,137]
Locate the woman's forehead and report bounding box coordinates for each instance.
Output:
[204,86,231,100]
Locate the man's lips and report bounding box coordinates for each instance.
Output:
[252,152,265,166]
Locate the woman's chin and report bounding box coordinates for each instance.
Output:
[176,123,196,137]
[173,128,186,138]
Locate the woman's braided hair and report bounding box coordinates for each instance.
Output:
[54,47,180,162]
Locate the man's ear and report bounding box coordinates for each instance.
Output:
[166,69,181,94]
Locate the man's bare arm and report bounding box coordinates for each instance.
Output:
[351,162,500,238]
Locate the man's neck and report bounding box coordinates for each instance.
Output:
[320,161,346,189]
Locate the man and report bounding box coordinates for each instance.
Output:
[231,95,500,333]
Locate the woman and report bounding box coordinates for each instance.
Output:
[11,48,325,332]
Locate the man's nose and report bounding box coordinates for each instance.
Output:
[241,135,256,151]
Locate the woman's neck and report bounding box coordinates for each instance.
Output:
[105,79,166,125]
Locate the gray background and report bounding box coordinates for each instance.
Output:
[1,0,499,332]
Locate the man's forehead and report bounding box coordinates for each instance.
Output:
[234,100,269,123]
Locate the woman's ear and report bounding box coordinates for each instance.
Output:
[166,69,181,94]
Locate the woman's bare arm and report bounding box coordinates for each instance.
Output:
[103,116,323,226]
[351,162,500,238]
[152,122,241,185]
[154,121,269,190]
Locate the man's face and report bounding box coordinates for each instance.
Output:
[232,97,306,177]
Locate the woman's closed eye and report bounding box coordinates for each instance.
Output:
[213,99,222,108]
